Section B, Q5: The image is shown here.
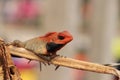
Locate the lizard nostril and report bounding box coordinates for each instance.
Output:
[58,36,65,40]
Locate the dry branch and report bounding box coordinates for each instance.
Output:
[0,40,22,80]
[8,45,120,78]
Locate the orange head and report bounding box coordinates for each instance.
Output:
[40,31,73,53]
[40,31,73,43]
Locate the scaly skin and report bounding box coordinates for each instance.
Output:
[12,31,73,61]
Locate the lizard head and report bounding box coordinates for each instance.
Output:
[41,31,73,53]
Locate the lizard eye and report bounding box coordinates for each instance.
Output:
[58,36,65,40]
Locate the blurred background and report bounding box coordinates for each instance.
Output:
[0,0,119,80]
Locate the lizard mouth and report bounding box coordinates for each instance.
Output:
[46,42,64,53]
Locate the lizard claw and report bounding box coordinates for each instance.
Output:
[54,55,67,70]
[55,65,60,70]
[27,60,32,64]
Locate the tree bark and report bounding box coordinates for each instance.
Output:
[0,40,22,80]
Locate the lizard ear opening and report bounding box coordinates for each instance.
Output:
[58,35,65,40]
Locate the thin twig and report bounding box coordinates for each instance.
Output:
[8,45,120,77]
